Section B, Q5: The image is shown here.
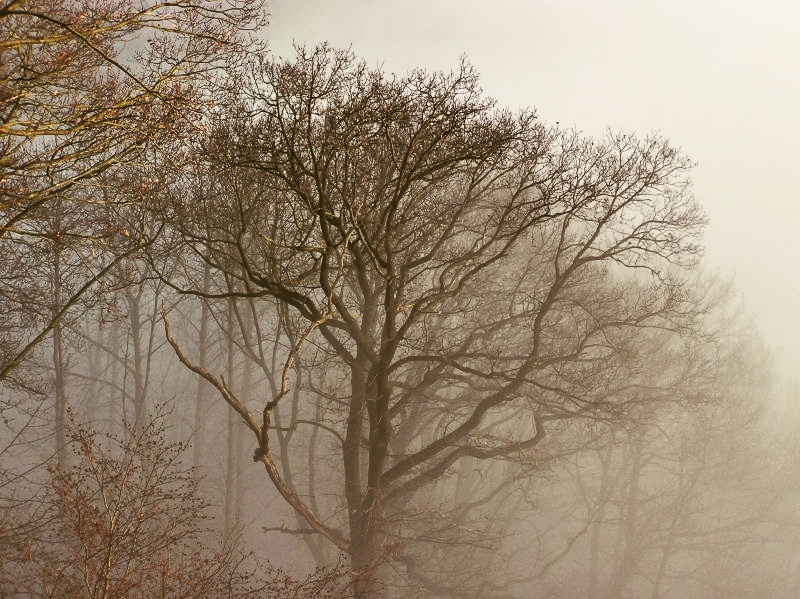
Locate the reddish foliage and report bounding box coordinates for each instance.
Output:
[0,412,360,598]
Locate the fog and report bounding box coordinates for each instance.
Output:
[2,2,800,598]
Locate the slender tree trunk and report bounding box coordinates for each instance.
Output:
[193,264,212,469]
[303,398,328,565]
[106,320,120,427]
[52,206,68,466]
[607,433,644,599]
[588,436,617,597]
[235,351,249,525]
[53,305,67,466]
[125,288,147,430]
[224,298,237,534]
[651,436,703,599]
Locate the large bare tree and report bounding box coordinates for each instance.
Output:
[159,45,714,595]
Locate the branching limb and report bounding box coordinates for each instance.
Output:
[162,304,350,552]
[163,304,261,438]
[0,240,150,382]
[262,523,316,536]
[385,413,546,504]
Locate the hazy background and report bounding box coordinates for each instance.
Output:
[266,0,800,374]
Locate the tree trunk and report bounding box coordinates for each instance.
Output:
[607,432,644,599]
[224,298,238,534]
[53,304,67,466]
[125,288,147,431]
[193,263,212,469]
[52,206,68,466]
[344,352,383,597]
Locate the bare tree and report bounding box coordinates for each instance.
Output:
[0,407,371,598]
[0,2,269,521]
[158,45,720,595]
[508,314,793,599]
[0,0,266,383]
[1,411,255,598]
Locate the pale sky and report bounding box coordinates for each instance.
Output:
[266,1,800,374]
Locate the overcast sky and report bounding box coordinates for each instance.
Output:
[266,1,800,373]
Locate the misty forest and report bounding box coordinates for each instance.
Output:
[3,2,800,598]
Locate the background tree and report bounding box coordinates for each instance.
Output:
[0,2,270,592]
[0,0,266,383]
[0,1,267,530]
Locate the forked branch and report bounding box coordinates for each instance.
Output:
[162,305,350,551]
